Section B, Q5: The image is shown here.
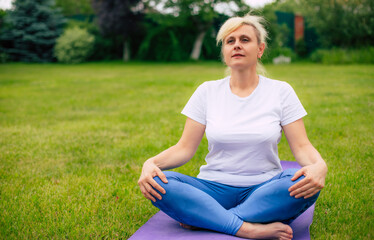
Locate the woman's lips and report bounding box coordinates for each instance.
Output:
[232,54,245,57]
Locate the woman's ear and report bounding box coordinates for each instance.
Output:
[257,42,265,58]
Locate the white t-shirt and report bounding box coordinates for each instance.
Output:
[181,75,307,187]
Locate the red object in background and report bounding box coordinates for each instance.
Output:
[295,15,304,41]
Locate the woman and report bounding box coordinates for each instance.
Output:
[138,14,327,240]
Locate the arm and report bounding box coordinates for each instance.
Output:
[282,118,328,199]
[138,118,206,202]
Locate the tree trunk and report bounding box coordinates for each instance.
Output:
[190,30,207,60]
[123,39,130,62]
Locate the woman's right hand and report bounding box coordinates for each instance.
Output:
[138,118,205,202]
[138,159,168,202]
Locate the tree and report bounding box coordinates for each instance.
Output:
[158,0,250,60]
[91,0,144,62]
[270,0,374,48]
[0,0,65,62]
[303,0,374,47]
[0,9,6,29]
[55,0,94,16]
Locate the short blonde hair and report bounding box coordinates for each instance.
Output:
[216,14,268,76]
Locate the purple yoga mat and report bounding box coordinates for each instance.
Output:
[130,161,315,240]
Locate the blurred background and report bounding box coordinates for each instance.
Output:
[0,0,373,64]
[0,1,373,239]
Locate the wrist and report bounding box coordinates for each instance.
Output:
[315,160,328,173]
[146,157,162,169]
[145,158,155,165]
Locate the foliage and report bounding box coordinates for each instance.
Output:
[91,0,143,37]
[91,0,144,61]
[55,0,94,16]
[270,0,374,48]
[146,0,250,60]
[136,26,188,61]
[268,0,301,13]
[54,27,95,63]
[0,9,6,28]
[310,47,374,64]
[249,8,296,62]
[64,19,122,60]
[137,15,194,61]
[160,0,249,26]
[295,38,308,58]
[0,52,9,63]
[303,0,374,48]
[261,46,296,63]
[0,10,8,62]
[0,63,373,239]
[136,10,224,61]
[0,0,65,62]
[200,27,221,60]
[272,23,291,49]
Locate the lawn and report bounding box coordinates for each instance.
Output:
[0,62,373,239]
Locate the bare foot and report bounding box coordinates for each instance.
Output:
[179,223,203,231]
[235,221,293,240]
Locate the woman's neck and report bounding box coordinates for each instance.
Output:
[229,68,259,98]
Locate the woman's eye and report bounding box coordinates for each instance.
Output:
[242,38,249,42]
[227,39,234,44]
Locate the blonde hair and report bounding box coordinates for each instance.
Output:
[216,14,268,76]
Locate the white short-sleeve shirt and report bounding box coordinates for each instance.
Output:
[181,75,307,187]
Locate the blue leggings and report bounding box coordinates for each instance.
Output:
[152,168,319,236]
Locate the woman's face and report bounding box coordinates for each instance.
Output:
[222,24,265,70]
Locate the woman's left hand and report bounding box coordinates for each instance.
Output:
[288,162,327,199]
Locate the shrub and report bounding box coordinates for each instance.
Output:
[295,39,308,58]
[0,51,9,63]
[136,25,192,61]
[64,19,122,61]
[310,48,374,64]
[261,46,297,64]
[54,27,95,63]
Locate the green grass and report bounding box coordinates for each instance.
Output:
[0,62,373,239]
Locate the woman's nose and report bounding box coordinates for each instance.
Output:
[234,42,241,50]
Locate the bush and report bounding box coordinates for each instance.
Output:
[295,39,308,58]
[64,19,122,61]
[0,51,9,63]
[0,9,6,28]
[310,47,374,64]
[261,46,297,64]
[136,25,193,61]
[54,27,95,63]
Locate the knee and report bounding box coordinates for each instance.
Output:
[151,171,187,206]
[281,168,299,178]
[152,171,184,192]
[281,169,320,203]
[163,171,185,179]
[153,171,181,184]
[280,168,305,187]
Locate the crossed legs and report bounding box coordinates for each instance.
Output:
[152,170,319,239]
